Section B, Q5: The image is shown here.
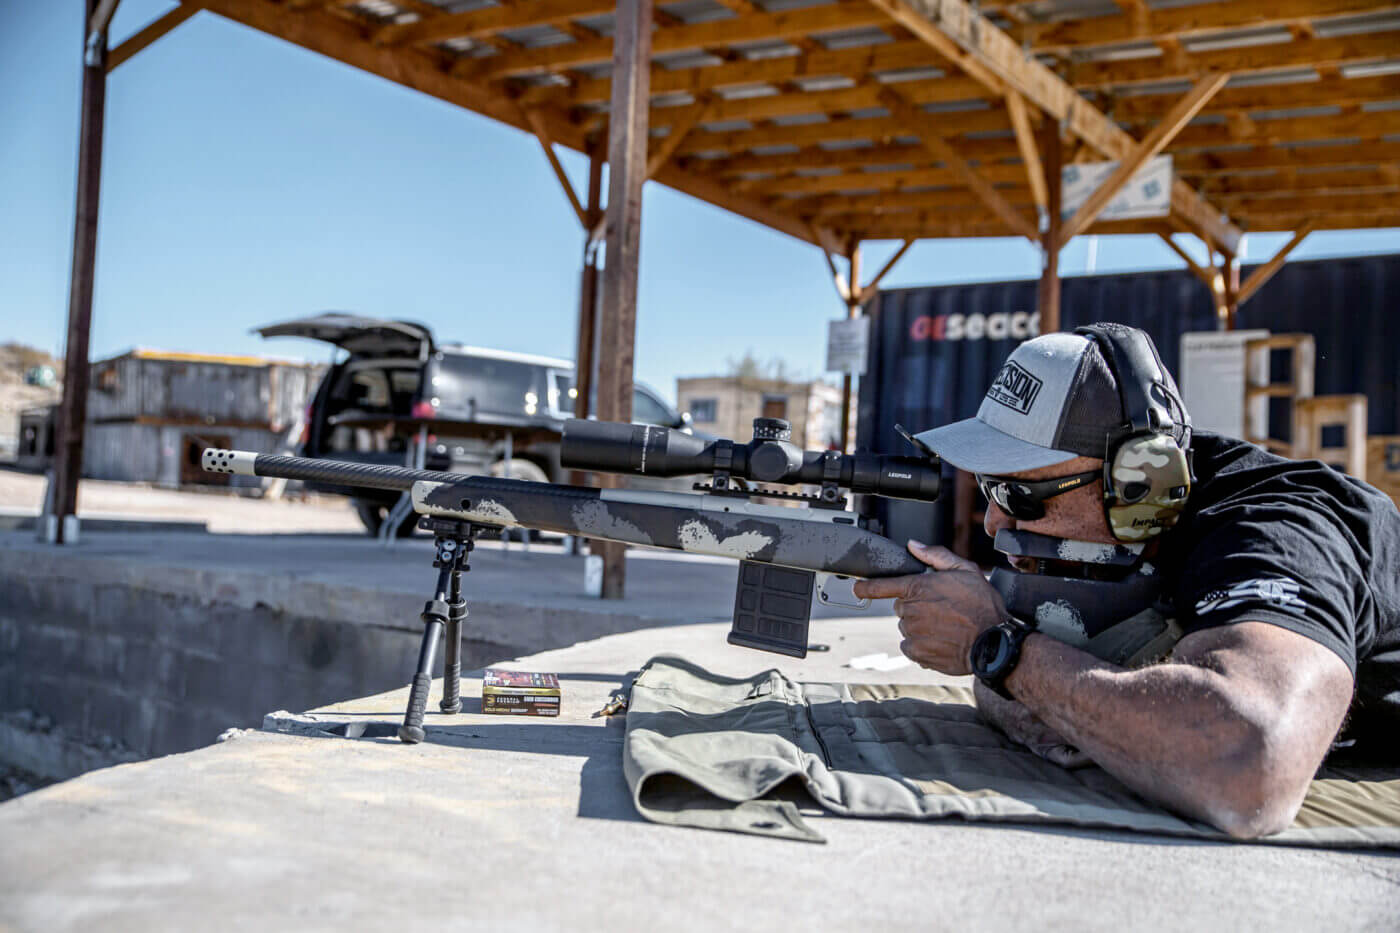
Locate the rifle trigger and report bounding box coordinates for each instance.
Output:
[815,574,870,611]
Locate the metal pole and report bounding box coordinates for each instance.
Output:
[593,0,652,599]
[52,0,113,544]
[1036,117,1063,335]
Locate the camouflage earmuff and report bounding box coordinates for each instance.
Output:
[1075,324,1193,543]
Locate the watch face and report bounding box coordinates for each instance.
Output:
[973,626,1014,677]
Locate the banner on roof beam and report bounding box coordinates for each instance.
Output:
[1061,155,1173,222]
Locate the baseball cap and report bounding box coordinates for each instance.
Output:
[914,332,1128,475]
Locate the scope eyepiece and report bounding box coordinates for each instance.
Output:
[560,419,940,503]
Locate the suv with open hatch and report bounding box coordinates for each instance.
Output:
[259,313,699,536]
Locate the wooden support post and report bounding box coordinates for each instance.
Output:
[838,241,862,454]
[593,0,652,599]
[1237,223,1315,307]
[1057,73,1229,248]
[53,0,116,544]
[1037,118,1062,334]
[1222,250,1241,331]
[572,141,607,427]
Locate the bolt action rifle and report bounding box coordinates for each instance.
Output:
[203,417,941,743]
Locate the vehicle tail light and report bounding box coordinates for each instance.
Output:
[411,400,437,420]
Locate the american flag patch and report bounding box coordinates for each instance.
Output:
[1195,578,1306,616]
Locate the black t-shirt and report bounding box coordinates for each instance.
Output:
[1158,432,1400,760]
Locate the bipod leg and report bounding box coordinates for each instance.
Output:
[399,525,473,744]
[440,566,467,714]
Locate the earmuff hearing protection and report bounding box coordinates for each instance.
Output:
[1075,324,1193,543]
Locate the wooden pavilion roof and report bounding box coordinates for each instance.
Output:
[128,0,1400,251]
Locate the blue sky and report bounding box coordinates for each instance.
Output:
[5,1,1400,402]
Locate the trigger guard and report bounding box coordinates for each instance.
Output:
[815,573,871,610]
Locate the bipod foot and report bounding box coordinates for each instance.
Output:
[399,519,478,743]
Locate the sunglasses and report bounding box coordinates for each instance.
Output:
[976,469,1100,521]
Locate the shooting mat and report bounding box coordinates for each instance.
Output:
[622,655,1400,847]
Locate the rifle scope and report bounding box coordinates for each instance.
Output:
[561,418,941,503]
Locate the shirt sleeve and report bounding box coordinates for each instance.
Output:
[1173,506,1364,676]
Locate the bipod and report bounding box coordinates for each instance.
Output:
[398,517,480,744]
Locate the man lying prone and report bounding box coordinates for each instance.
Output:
[855,324,1400,839]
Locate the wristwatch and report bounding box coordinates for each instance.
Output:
[969,615,1037,699]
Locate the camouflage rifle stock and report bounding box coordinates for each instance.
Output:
[202,418,940,743]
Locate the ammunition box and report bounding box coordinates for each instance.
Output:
[481,669,561,717]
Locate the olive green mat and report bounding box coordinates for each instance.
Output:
[622,655,1400,846]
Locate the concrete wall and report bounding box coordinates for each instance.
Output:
[0,560,516,780]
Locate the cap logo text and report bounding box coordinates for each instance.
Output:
[986,361,1042,415]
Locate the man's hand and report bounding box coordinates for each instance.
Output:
[973,680,1092,769]
[852,540,1007,676]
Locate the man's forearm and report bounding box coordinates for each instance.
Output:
[1002,634,1309,837]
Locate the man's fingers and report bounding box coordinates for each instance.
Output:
[907,540,979,572]
[852,576,911,600]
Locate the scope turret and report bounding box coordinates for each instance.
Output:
[560,419,940,503]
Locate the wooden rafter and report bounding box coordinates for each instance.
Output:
[108,5,199,71]
[857,238,916,302]
[457,3,891,81]
[1071,28,1399,90]
[1237,223,1317,306]
[869,0,1242,251]
[1035,0,1398,51]
[1157,231,1214,288]
[646,100,714,178]
[174,0,1398,247]
[1005,92,1047,214]
[1058,73,1229,247]
[521,107,589,228]
[372,0,617,47]
[878,87,1037,239]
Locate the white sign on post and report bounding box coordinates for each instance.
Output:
[1179,329,1270,438]
[826,316,869,375]
[1062,155,1173,222]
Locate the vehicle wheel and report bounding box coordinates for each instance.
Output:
[489,459,550,541]
[353,498,416,538]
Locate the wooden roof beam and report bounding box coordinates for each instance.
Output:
[1058,72,1229,247]
[878,86,1037,239]
[373,0,617,48]
[456,2,892,81]
[869,0,1242,251]
[1237,223,1316,306]
[1111,73,1400,126]
[1035,0,1399,52]
[517,39,945,108]
[1071,27,1400,90]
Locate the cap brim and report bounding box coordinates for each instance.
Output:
[915,418,1080,475]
